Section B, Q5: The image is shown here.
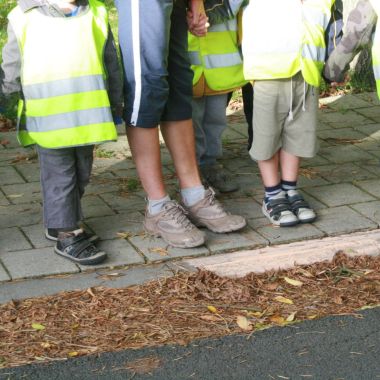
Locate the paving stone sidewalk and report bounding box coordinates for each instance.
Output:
[1,92,380,285]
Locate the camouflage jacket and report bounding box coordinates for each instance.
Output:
[323,0,377,83]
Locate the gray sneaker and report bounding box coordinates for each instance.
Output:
[262,191,299,227]
[200,164,239,193]
[144,200,205,248]
[185,188,246,233]
[287,189,316,223]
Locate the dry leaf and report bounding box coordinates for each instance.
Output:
[68,352,79,357]
[236,315,253,331]
[284,277,303,287]
[40,342,51,348]
[269,315,285,325]
[286,312,297,322]
[200,314,220,322]
[149,247,168,256]
[274,296,294,305]
[207,305,217,314]
[31,323,45,331]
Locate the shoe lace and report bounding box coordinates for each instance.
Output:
[204,187,225,212]
[162,201,194,230]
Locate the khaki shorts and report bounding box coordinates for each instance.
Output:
[249,71,319,161]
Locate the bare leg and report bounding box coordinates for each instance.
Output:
[126,126,166,200]
[160,119,202,189]
[280,149,300,182]
[257,151,280,187]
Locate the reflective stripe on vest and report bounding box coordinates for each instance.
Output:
[188,18,246,91]
[8,0,116,148]
[242,0,333,87]
[369,0,380,98]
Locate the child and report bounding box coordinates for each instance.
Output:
[0,0,122,264]
[240,0,338,226]
[188,0,247,193]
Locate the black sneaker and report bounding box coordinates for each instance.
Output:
[45,228,99,243]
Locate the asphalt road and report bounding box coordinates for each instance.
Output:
[1,308,379,380]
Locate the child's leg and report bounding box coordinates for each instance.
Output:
[280,149,316,223]
[38,146,81,231]
[37,146,105,264]
[241,82,254,150]
[258,152,298,227]
[197,94,238,193]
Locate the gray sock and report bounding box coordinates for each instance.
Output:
[148,195,171,215]
[181,185,205,206]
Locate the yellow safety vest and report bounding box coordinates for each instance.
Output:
[242,0,334,87]
[188,18,247,94]
[369,0,380,98]
[8,0,117,148]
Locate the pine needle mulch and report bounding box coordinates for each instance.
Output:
[1,253,380,369]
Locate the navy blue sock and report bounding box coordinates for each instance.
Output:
[264,183,282,203]
[281,179,297,192]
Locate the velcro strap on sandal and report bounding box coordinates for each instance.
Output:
[289,195,310,211]
[62,239,95,259]
[58,233,87,250]
[267,198,291,217]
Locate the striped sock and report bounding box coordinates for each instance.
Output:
[264,183,282,203]
[281,179,297,192]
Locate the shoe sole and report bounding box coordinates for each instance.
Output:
[144,226,205,248]
[197,219,247,233]
[54,247,107,265]
[262,205,299,227]
[298,216,317,224]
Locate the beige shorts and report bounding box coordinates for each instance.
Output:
[249,71,319,161]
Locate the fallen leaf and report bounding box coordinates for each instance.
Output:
[269,315,285,325]
[274,296,294,305]
[40,342,51,349]
[149,247,168,256]
[236,315,253,331]
[199,314,220,322]
[286,312,297,322]
[31,323,45,331]
[284,277,303,287]
[68,352,79,357]
[207,305,217,314]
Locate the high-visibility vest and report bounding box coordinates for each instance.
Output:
[242,0,334,87]
[8,0,117,148]
[188,18,247,93]
[369,0,380,98]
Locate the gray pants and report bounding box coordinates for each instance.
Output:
[37,145,94,229]
[192,94,228,166]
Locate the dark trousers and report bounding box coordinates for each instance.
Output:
[37,145,94,229]
[227,82,254,150]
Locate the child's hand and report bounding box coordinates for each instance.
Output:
[187,0,209,36]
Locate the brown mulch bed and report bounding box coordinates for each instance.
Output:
[0,253,379,368]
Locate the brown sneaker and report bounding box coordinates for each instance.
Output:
[144,200,205,248]
[185,188,247,233]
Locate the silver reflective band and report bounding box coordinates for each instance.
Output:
[23,75,106,99]
[203,52,242,69]
[26,107,113,132]
[188,51,202,66]
[209,19,237,32]
[373,64,380,80]
[302,44,325,62]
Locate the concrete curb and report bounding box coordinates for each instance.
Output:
[183,229,380,278]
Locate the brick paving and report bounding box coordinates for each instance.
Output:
[1,92,380,283]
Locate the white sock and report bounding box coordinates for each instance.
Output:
[181,185,205,206]
[148,195,171,215]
